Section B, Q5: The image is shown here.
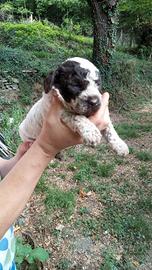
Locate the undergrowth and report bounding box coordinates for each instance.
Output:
[0,22,151,110]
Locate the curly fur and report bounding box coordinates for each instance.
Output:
[19,57,129,156]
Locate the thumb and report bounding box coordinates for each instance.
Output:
[48,95,64,116]
[89,92,109,124]
[100,92,109,113]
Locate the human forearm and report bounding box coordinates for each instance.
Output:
[0,141,55,238]
[0,157,18,178]
[0,142,32,178]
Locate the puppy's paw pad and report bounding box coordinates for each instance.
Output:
[83,128,102,146]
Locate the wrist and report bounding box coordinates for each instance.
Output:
[35,136,58,158]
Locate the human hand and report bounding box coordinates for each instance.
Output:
[37,92,110,156]
[89,92,110,131]
[0,142,32,178]
[15,142,32,162]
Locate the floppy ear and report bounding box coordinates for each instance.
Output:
[44,71,56,93]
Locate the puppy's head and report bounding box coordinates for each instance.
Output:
[44,57,102,117]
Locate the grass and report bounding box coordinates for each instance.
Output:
[96,163,115,177]
[75,217,101,237]
[136,150,152,161]
[36,171,49,193]
[137,195,152,213]
[0,22,92,80]
[100,248,120,270]
[0,103,26,152]
[45,187,76,217]
[68,150,116,183]
[102,200,152,261]
[48,160,60,169]
[115,122,152,139]
[138,165,149,178]
[57,258,72,270]
[0,22,151,110]
[79,207,90,215]
[73,166,92,182]
[72,159,115,181]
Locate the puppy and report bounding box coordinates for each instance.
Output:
[19,57,129,156]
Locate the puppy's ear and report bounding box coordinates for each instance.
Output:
[44,71,56,93]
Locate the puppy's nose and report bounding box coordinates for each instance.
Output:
[87,96,100,107]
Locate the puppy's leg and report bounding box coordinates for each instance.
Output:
[61,111,102,146]
[102,121,129,156]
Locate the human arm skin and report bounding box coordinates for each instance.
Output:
[0,142,31,178]
[0,157,19,179]
[0,92,109,238]
[0,141,54,238]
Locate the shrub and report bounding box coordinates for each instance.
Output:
[15,237,49,268]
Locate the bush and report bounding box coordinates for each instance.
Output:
[16,237,49,269]
[106,52,152,109]
[0,22,92,51]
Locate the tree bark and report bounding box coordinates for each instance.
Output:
[87,0,118,83]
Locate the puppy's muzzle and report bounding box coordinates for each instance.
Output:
[87,95,100,107]
[85,95,101,116]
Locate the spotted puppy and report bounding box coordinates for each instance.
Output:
[19,57,129,156]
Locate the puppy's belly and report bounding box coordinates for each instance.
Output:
[19,117,43,141]
[19,100,48,142]
[19,93,52,142]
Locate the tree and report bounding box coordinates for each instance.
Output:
[1,0,121,80]
[118,0,152,48]
[0,2,14,21]
[87,0,119,82]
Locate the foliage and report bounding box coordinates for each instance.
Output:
[96,163,115,177]
[0,2,152,268]
[0,1,31,21]
[0,2,14,21]
[118,0,152,50]
[1,0,151,53]
[0,22,92,107]
[0,22,151,109]
[0,103,25,152]
[15,237,49,269]
[0,0,92,35]
[106,52,152,108]
[119,0,152,29]
[0,22,92,53]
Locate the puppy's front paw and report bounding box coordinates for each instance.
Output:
[83,127,102,146]
[113,140,129,156]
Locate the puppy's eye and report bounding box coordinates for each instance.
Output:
[95,79,100,86]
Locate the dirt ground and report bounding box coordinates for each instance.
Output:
[14,101,152,270]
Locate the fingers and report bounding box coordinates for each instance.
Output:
[15,141,33,160]
[100,92,109,114]
[51,95,63,110]
[102,92,109,111]
[89,92,110,126]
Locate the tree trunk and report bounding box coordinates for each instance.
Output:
[87,0,118,84]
